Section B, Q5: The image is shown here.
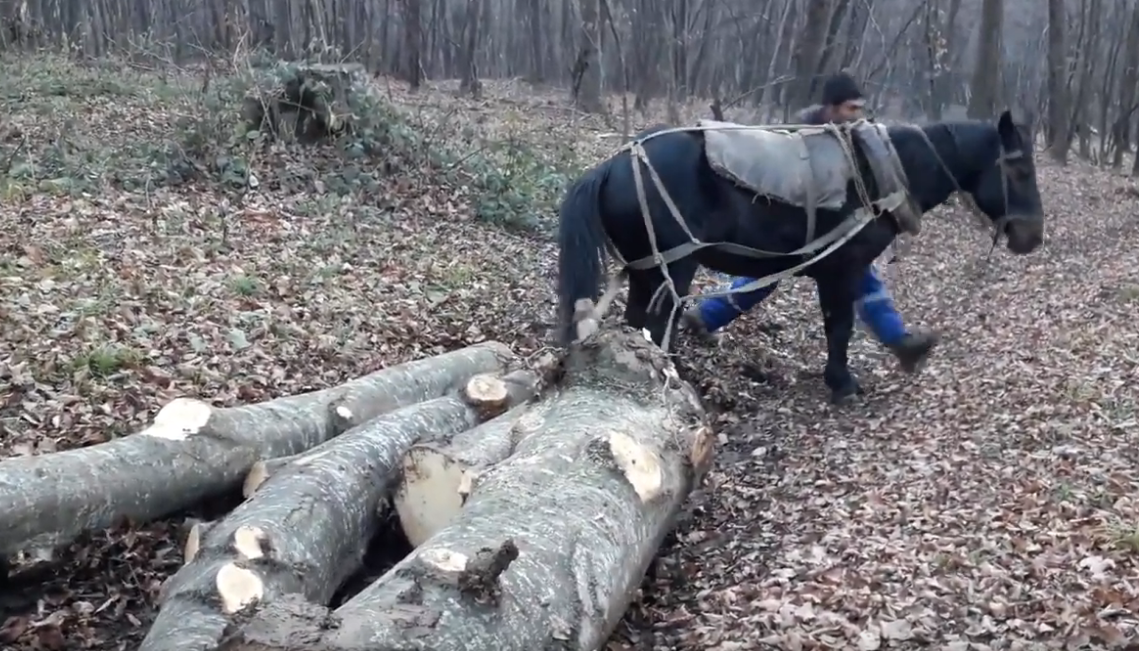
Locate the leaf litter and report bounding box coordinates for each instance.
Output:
[1,61,1138,650]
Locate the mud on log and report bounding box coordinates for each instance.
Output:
[141,369,538,651]
[0,343,512,562]
[219,327,714,651]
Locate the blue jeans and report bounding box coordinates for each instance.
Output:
[696,266,907,345]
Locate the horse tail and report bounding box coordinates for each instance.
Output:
[556,158,612,345]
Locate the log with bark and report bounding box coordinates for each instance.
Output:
[217,326,714,651]
[0,343,513,562]
[142,369,539,651]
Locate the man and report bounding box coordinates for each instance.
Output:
[683,72,939,373]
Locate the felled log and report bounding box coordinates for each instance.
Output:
[141,369,538,651]
[218,327,714,651]
[394,405,539,547]
[0,343,513,561]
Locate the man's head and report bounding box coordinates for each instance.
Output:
[821,72,866,123]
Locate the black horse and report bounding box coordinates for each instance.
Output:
[556,109,1045,403]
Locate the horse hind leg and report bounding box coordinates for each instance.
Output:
[630,261,698,350]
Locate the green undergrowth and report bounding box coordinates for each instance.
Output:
[0,53,578,232]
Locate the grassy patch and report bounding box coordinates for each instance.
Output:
[0,54,580,233]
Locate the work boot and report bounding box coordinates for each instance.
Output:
[888,331,940,374]
[681,308,722,345]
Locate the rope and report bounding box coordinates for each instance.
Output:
[618,121,891,352]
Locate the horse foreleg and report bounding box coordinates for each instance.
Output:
[815,277,863,404]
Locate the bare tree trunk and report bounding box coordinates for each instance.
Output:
[1096,10,1125,164]
[458,0,482,97]
[814,0,850,85]
[939,0,962,105]
[1111,4,1139,168]
[1070,0,1101,160]
[631,0,663,113]
[764,0,798,119]
[967,0,1003,119]
[401,0,423,89]
[1046,0,1070,162]
[788,0,830,111]
[526,0,544,81]
[573,0,603,112]
[840,0,873,70]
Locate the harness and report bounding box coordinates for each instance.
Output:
[909,127,1026,260]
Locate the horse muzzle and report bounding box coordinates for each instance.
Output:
[1004,216,1044,254]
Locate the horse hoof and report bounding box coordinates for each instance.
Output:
[829,380,863,405]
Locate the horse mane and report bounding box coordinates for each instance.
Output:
[885,120,998,210]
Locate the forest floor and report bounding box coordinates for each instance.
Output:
[1,55,1138,650]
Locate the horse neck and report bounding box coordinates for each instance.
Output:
[888,122,995,212]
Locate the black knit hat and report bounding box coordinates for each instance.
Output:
[821,72,864,107]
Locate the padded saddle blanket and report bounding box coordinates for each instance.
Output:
[699,119,854,211]
[697,118,922,236]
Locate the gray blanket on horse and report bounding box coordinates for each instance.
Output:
[698,119,922,234]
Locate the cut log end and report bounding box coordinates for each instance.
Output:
[463,374,511,419]
[605,431,664,502]
[217,563,265,614]
[184,522,205,565]
[243,454,309,498]
[142,397,213,441]
[395,447,469,549]
[328,400,357,434]
[233,525,270,560]
[243,461,271,498]
[395,404,539,547]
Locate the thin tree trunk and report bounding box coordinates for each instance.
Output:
[967,0,1003,118]
[1046,0,1070,162]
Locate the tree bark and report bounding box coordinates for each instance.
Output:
[400,0,423,89]
[573,0,603,112]
[0,343,513,561]
[394,403,537,547]
[458,0,482,98]
[1111,3,1139,168]
[788,0,831,111]
[218,327,714,651]
[1069,0,1101,160]
[1045,0,1069,161]
[140,369,537,651]
[967,0,1003,119]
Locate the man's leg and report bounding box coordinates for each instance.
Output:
[683,276,781,338]
[856,265,939,373]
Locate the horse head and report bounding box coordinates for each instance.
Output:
[963,109,1044,254]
